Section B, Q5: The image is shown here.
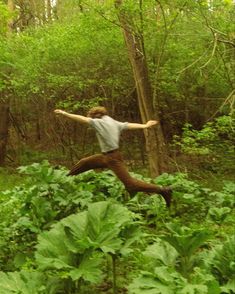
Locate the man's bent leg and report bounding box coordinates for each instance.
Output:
[106,151,172,207]
[68,154,108,176]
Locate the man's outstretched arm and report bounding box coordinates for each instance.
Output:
[54,109,91,124]
[127,120,158,130]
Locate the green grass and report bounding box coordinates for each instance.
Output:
[0,167,26,192]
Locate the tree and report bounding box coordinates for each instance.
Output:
[7,0,14,33]
[0,1,12,165]
[115,0,168,177]
[0,0,233,169]
[0,104,9,165]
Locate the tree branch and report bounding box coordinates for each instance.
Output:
[218,39,235,48]
[206,89,235,122]
[200,33,218,69]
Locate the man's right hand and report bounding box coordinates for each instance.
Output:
[54,110,91,124]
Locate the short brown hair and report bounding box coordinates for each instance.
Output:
[87,106,108,118]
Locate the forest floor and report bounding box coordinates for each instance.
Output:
[0,167,27,191]
[0,159,234,294]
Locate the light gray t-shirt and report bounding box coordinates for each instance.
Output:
[89,115,129,152]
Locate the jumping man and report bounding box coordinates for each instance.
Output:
[54,106,172,207]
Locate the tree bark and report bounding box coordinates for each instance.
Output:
[115,0,168,176]
[7,0,15,33]
[47,0,52,21]
[0,105,10,166]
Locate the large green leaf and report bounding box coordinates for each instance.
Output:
[143,239,178,267]
[128,266,184,294]
[180,284,208,294]
[128,266,221,294]
[0,271,46,294]
[128,275,175,294]
[62,200,134,254]
[188,268,221,294]
[162,223,211,258]
[86,201,133,253]
[36,201,137,284]
[207,207,231,223]
[209,236,235,284]
[221,279,235,293]
[36,218,103,284]
[62,211,89,252]
[68,252,103,283]
[36,223,74,270]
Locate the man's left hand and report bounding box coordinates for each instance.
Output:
[146,120,158,128]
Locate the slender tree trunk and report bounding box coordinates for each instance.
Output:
[1,1,14,165]
[7,0,14,33]
[115,0,168,176]
[46,0,52,20]
[0,105,10,165]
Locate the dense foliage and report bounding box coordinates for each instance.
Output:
[0,161,234,293]
[0,0,234,165]
[173,115,235,173]
[0,1,234,293]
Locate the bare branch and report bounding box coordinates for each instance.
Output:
[218,39,235,48]
[208,25,227,36]
[206,89,235,122]
[200,33,218,69]
[176,46,211,78]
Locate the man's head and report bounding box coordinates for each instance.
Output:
[87,106,108,119]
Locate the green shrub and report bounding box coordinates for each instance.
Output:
[173,115,235,173]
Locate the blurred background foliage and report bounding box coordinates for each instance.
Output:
[0,0,234,176]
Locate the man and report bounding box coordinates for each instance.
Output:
[54,106,172,207]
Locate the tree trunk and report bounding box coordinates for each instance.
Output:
[7,0,14,33]
[0,104,10,166]
[47,0,52,21]
[115,0,168,176]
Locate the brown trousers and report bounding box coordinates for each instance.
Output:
[68,150,164,195]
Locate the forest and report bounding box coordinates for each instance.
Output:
[0,0,234,293]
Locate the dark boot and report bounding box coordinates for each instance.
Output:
[160,187,172,208]
[128,190,137,198]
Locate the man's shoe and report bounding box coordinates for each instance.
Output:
[128,190,137,198]
[161,187,172,208]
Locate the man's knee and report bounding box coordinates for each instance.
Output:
[78,158,87,165]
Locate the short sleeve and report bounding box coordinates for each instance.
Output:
[88,118,97,128]
[117,121,129,131]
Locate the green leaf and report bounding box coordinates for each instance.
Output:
[190,268,221,294]
[36,201,137,285]
[143,239,178,267]
[128,275,175,294]
[207,207,231,223]
[221,278,235,293]
[35,223,74,270]
[63,201,134,254]
[13,253,27,269]
[68,253,103,283]
[0,271,46,294]
[210,236,235,284]
[162,223,210,257]
[181,284,208,294]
